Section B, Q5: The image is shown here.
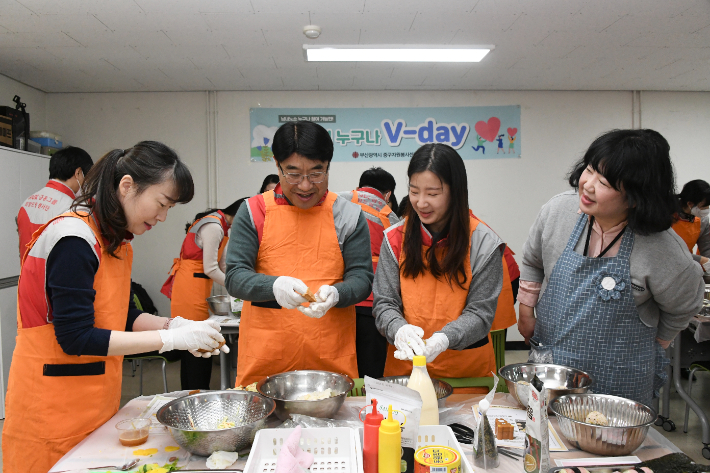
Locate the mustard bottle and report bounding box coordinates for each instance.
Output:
[378,404,401,473]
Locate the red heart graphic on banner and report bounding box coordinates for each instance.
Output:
[507,127,518,137]
[475,117,501,143]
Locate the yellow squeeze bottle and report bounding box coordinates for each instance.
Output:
[378,404,401,473]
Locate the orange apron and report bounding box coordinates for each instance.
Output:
[383,217,497,379]
[672,217,701,252]
[236,191,357,386]
[3,212,131,473]
[164,213,229,321]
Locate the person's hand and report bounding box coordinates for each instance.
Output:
[518,304,536,345]
[297,285,339,319]
[159,320,227,357]
[393,324,426,360]
[423,332,449,362]
[656,337,671,349]
[273,276,309,309]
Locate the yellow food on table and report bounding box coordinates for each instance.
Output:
[133,447,159,456]
[218,416,236,429]
[584,410,609,426]
[165,446,180,452]
[233,381,258,392]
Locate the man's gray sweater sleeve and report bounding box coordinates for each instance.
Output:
[334,212,374,307]
[224,204,277,301]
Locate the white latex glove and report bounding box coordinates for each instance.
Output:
[159,320,227,358]
[423,332,449,362]
[168,316,193,330]
[273,276,309,309]
[393,324,426,360]
[297,285,339,319]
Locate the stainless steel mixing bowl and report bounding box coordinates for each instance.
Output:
[207,295,232,315]
[256,370,354,421]
[157,390,275,456]
[551,393,656,456]
[498,363,593,411]
[379,376,453,408]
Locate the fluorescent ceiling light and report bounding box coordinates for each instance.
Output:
[303,45,493,63]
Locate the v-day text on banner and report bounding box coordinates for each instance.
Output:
[250,106,521,162]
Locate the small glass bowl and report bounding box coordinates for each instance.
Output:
[115,418,151,447]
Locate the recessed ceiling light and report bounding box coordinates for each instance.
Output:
[303,45,493,62]
[303,25,321,39]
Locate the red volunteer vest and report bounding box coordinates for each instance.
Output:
[17,180,75,260]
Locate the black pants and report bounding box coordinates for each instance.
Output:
[180,351,213,390]
[356,307,388,379]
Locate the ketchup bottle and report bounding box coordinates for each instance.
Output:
[362,398,384,473]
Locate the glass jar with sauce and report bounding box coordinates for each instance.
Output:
[115,418,151,447]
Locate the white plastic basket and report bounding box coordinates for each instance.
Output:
[245,427,363,473]
[416,425,474,473]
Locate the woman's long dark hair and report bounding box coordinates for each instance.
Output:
[259,174,280,194]
[74,141,194,257]
[568,129,676,235]
[185,197,247,233]
[401,144,471,289]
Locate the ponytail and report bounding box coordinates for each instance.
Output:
[73,141,194,256]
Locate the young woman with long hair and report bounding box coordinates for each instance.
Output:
[3,141,228,473]
[373,143,504,380]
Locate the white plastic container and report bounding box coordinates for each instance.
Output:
[245,427,363,473]
[244,425,472,473]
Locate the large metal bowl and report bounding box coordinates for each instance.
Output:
[379,376,453,408]
[207,295,232,315]
[156,390,275,456]
[256,370,354,421]
[551,393,656,456]
[498,363,593,411]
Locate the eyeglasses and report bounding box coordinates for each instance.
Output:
[278,165,328,184]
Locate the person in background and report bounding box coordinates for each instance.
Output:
[374,143,502,383]
[259,173,280,194]
[225,121,373,386]
[387,190,399,216]
[671,179,710,273]
[396,195,410,218]
[518,129,704,406]
[16,146,94,259]
[3,142,228,473]
[161,197,246,389]
[340,167,399,379]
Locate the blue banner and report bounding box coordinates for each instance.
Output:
[250,106,521,162]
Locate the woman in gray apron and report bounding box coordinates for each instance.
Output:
[518,129,705,406]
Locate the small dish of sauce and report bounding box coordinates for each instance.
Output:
[115,418,151,447]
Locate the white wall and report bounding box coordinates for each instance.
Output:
[0,73,46,132]
[41,89,710,341]
[46,92,210,318]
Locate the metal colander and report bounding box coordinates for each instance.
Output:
[157,390,275,456]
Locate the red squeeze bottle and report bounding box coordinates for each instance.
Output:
[363,398,384,473]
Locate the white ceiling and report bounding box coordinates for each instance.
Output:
[0,0,709,93]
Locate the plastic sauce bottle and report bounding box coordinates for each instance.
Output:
[407,355,439,425]
[363,398,384,473]
[378,404,401,473]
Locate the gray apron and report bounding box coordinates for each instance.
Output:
[533,213,667,406]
